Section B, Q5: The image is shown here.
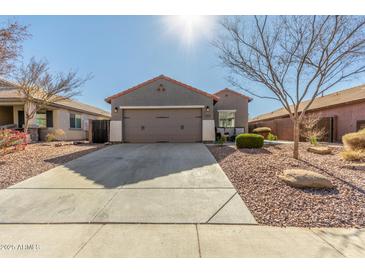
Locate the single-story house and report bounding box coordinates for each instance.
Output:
[105,75,252,143]
[0,79,111,141]
[249,84,365,142]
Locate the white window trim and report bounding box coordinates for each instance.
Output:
[70,113,82,129]
[218,110,236,128]
[217,109,237,112]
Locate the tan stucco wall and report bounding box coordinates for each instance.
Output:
[52,109,104,140]
[213,90,249,130]
[249,101,365,142]
[6,104,105,141]
[110,79,214,121]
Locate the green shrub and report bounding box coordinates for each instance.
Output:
[217,135,226,146]
[252,127,271,133]
[342,129,365,150]
[267,133,278,141]
[309,136,318,146]
[235,133,264,149]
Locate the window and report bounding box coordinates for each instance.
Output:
[218,111,235,127]
[35,112,47,128]
[70,113,82,129]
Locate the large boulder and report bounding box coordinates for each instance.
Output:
[307,146,332,155]
[279,169,334,189]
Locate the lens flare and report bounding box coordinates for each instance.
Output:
[162,15,215,48]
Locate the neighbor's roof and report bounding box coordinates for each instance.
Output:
[249,84,365,123]
[0,80,110,118]
[105,75,220,103]
[214,88,253,102]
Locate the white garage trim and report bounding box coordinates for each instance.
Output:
[202,120,215,142]
[110,120,122,142]
[119,105,205,109]
[217,109,237,112]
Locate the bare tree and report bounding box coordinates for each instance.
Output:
[300,113,326,145]
[14,58,91,134]
[0,20,29,76]
[214,16,365,159]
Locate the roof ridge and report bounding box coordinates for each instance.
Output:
[105,74,219,103]
[214,87,253,101]
[250,84,365,122]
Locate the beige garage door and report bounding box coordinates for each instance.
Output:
[123,109,202,143]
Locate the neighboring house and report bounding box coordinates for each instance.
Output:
[249,84,365,142]
[105,75,252,143]
[0,79,111,141]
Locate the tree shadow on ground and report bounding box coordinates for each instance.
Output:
[317,228,365,257]
[44,146,102,165]
[44,143,220,189]
[300,187,339,196]
[300,158,365,196]
[237,147,272,155]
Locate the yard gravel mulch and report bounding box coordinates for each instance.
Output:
[0,143,105,189]
[208,143,365,228]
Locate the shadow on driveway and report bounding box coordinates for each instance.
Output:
[41,143,224,189]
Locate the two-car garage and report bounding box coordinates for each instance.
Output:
[106,75,218,143]
[123,108,202,143]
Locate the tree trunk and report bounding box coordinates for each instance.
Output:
[23,117,29,135]
[293,119,300,159]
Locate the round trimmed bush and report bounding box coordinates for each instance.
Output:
[235,133,264,149]
[252,127,271,133]
[252,127,271,139]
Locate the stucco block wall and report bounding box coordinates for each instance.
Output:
[213,90,249,130]
[315,101,365,139]
[110,79,214,121]
[249,101,365,142]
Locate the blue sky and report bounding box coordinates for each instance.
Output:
[4,16,364,118]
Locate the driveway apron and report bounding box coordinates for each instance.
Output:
[0,143,256,224]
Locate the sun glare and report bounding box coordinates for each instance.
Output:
[162,15,215,48]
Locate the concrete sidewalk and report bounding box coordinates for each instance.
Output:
[0,224,363,258]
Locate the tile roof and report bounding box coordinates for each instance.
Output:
[250,84,365,123]
[105,74,220,103]
[214,88,253,102]
[0,82,110,118]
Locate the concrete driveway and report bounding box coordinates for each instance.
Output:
[0,143,256,224]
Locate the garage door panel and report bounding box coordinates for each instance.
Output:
[123,109,202,143]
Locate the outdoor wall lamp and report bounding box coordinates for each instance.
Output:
[114,107,118,113]
[206,106,210,112]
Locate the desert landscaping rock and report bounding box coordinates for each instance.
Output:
[0,143,104,189]
[307,146,332,155]
[208,143,365,227]
[342,163,365,171]
[279,169,334,189]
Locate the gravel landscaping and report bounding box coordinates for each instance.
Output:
[208,143,365,228]
[0,142,105,189]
